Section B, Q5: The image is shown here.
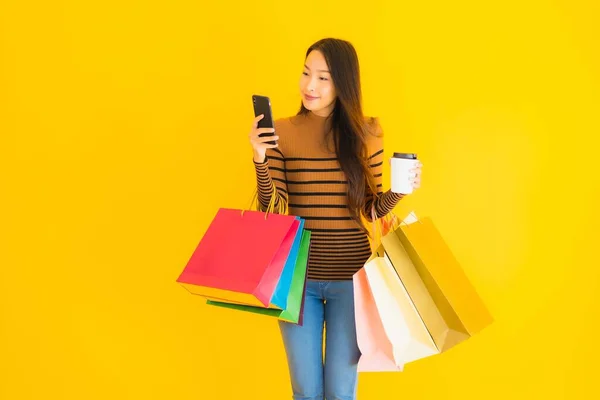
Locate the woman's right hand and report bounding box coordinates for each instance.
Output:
[249,114,279,163]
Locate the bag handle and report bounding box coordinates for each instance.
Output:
[371,207,391,248]
[370,206,425,247]
[242,181,288,219]
[370,206,403,248]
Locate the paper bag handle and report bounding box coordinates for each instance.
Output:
[242,181,288,219]
[370,206,426,247]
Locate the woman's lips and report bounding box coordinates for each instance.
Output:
[304,94,319,101]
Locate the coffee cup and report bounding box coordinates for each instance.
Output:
[391,152,418,194]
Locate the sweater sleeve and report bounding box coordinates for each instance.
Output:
[253,147,288,213]
[363,118,404,221]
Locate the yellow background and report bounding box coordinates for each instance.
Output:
[1,0,599,399]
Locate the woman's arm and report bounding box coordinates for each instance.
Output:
[363,147,404,220]
[363,118,404,220]
[254,147,288,213]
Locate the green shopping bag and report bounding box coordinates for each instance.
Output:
[206,230,311,325]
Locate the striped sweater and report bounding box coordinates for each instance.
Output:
[254,111,403,280]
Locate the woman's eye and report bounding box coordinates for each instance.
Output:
[319,77,329,81]
[302,72,309,76]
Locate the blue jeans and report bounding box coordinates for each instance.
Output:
[278,280,360,400]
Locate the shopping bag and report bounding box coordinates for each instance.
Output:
[270,218,305,310]
[354,210,493,371]
[353,267,402,372]
[363,257,438,366]
[391,216,493,350]
[206,230,311,324]
[353,211,408,372]
[176,189,300,307]
[199,217,305,309]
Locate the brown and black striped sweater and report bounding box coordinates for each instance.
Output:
[254,111,403,281]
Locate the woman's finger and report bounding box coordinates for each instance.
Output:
[254,127,276,136]
[251,136,279,146]
[256,135,279,143]
[252,114,264,129]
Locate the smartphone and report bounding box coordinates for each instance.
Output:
[252,94,277,146]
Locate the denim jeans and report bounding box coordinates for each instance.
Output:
[278,279,360,400]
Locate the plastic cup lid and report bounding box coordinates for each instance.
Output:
[393,152,418,159]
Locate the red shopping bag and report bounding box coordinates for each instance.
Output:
[177,207,299,307]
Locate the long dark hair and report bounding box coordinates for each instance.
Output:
[297,38,378,234]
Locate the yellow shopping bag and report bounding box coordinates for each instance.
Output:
[356,210,493,371]
[385,216,494,352]
[378,234,452,354]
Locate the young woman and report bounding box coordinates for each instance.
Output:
[248,38,422,400]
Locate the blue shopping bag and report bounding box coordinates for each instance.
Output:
[270,217,305,309]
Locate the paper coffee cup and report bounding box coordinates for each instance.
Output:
[391,152,418,194]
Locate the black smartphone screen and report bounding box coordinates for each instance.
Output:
[252,95,277,146]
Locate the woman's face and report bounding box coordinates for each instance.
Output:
[299,50,337,117]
